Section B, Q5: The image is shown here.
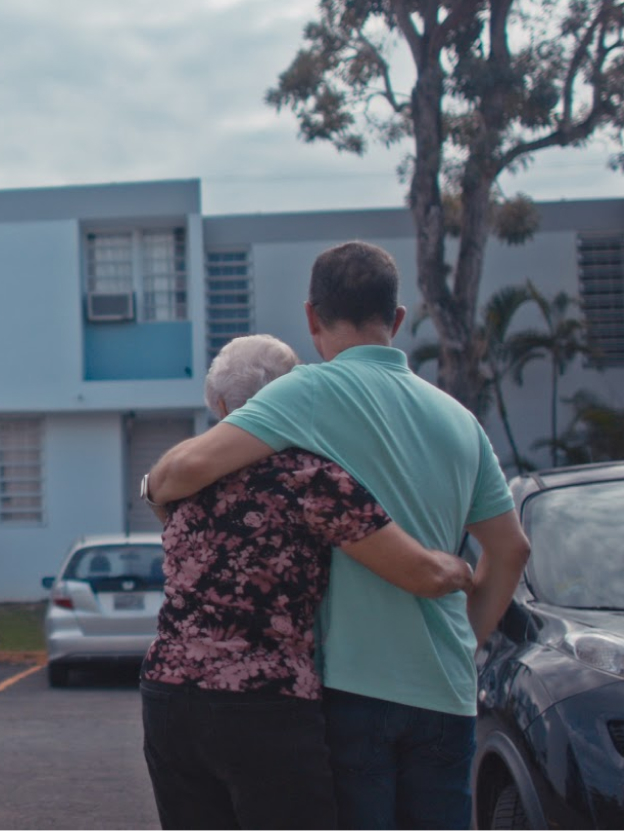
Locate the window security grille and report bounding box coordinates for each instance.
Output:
[577,233,624,366]
[142,228,187,321]
[84,228,187,322]
[0,419,44,523]
[86,232,133,294]
[205,250,254,361]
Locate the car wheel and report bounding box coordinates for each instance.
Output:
[491,782,530,830]
[47,662,70,688]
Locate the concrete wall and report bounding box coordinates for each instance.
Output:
[1,413,125,600]
[251,237,419,365]
[0,182,207,415]
[211,202,623,471]
[1,186,623,600]
[0,220,83,407]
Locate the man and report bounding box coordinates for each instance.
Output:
[147,241,530,830]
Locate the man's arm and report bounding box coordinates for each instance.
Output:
[340,523,474,598]
[465,509,531,649]
[149,423,274,505]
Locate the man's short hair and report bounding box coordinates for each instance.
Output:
[205,334,299,416]
[309,241,400,328]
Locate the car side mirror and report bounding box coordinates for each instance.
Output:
[41,576,55,590]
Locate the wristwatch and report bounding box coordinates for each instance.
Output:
[140,473,162,507]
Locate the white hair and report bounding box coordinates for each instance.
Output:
[205,334,299,417]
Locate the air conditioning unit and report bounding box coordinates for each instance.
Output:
[86,292,135,322]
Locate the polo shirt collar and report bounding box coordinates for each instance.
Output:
[330,345,408,367]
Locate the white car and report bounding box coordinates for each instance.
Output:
[41,534,165,687]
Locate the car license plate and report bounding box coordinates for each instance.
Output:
[114,593,145,611]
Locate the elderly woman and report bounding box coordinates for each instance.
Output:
[140,334,472,831]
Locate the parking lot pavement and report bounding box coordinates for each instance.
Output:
[0,661,159,830]
[0,655,45,690]
[0,661,31,684]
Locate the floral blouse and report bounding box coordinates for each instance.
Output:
[141,449,390,700]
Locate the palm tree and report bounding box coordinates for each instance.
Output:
[478,285,533,473]
[507,282,594,467]
[411,284,532,473]
[538,390,624,465]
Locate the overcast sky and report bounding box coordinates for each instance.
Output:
[0,0,621,216]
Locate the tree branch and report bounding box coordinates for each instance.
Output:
[355,30,406,113]
[389,0,423,66]
[489,0,513,63]
[433,0,486,55]
[497,106,605,172]
[562,5,604,127]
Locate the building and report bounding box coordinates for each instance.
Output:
[1,179,622,600]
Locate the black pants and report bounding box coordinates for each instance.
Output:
[141,680,337,830]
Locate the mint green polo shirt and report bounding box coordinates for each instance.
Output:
[224,345,513,715]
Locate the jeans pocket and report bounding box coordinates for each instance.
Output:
[141,682,173,755]
[324,692,388,773]
[429,713,476,766]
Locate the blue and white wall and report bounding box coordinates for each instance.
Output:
[0,180,206,600]
[206,202,624,471]
[1,180,622,600]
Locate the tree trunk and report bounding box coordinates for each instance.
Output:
[407,6,497,418]
[551,358,559,467]
[492,371,524,473]
[410,55,481,414]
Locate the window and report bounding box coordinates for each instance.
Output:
[142,229,187,321]
[205,249,254,361]
[85,228,187,321]
[577,233,624,366]
[86,232,133,294]
[0,419,44,524]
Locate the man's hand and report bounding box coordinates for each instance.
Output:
[465,509,531,649]
[149,422,274,505]
[341,523,475,598]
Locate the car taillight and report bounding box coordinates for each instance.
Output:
[53,597,74,610]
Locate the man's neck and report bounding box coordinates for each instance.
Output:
[319,323,393,361]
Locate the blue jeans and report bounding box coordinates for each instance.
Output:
[323,688,476,830]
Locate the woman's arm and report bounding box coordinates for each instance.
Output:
[340,523,474,598]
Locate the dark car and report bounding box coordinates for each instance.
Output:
[464,461,624,829]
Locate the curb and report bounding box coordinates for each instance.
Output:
[0,651,47,665]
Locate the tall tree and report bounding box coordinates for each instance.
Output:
[267,0,624,413]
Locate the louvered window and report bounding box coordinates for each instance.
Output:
[577,233,624,366]
[205,250,254,361]
[0,419,44,524]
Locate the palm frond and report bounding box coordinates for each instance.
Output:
[482,285,532,345]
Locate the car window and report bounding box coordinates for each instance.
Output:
[524,479,624,610]
[63,545,164,586]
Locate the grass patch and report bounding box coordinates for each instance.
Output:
[0,602,47,652]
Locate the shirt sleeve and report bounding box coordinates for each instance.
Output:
[297,457,392,546]
[223,365,320,453]
[466,427,515,525]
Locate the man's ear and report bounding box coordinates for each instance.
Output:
[391,306,407,338]
[304,300,321,335]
